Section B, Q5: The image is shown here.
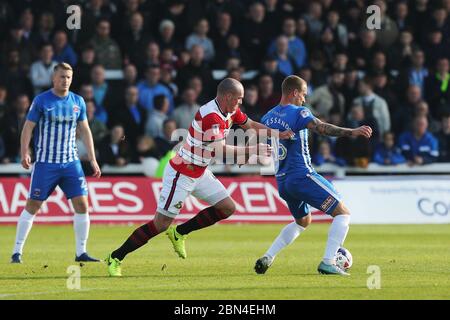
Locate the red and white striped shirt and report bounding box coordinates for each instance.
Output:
[170,99,248,178]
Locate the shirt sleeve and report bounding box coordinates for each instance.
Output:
[26,96,42,123]
[77,96,87,122]
[232,108,248,126]
[294,107,315,131]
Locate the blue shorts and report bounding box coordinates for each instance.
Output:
[277,171,341,219]
[29,160,88,201]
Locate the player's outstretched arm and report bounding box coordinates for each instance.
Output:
[307,118,372,138]
[20,120,36,170]
[78,120,102,178]
[240,118,295,140]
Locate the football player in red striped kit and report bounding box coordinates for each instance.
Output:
[106,78,294,276]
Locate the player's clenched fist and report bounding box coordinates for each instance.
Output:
[351,126,372,139]
[21,153,32,170]
[90,160,102,178]
[279,130,295,140]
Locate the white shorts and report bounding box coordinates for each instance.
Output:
[157,163,230,218]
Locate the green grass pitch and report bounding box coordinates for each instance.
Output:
[0,223,449,300]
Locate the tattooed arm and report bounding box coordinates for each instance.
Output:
[307,117,373,138]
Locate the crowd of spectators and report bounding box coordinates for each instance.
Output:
[0,0,450,170]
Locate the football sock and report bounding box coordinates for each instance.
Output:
[74,213,90,256]
[13,210,36,255]
[176,206,228,235]
[112,220,159,261]
[265,222,305,260]
[323,214,350,265]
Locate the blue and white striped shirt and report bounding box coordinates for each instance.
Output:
[27,89,87,163]
[262,104,316,177]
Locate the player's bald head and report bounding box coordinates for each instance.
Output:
[282,75,306,96]
[217,77,244,97]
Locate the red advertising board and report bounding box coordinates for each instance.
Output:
[0,177,331,224]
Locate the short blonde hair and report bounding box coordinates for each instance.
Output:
[54,62,73,73]
[281,75,306,95]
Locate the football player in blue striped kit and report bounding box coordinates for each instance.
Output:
[255,75,372,275]
[11,62,102,263]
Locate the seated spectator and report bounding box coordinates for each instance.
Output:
[90,64,118,124]
[2,94,29,163]
[185,18,215,62]
[313,140,346,166]
[215,34,250,69]
[436,113,450,162]
[186,76,208,105]
[241,85,262,122]
[308,69,346,119]
[137,65,174,113]
[99,124,130,166]
[145,95,169,138]
[373,0,399,49]
[260,56,284,93]
[267,17,307,69]
[119,11,151,67]
[86,100,108,146]
[211,11,234,62]
[72,45,95,90]
[154,119,179,158]
[133,135,160,163]
[138,41,161,73]
[270,35,296,77]
[176,45,214,96]
[325,10,348,48]
[398,116,439,165]
[157,19,182,53]
[110,86,146,148]
[0,136,5,163]
[373,131,406,165]
[349,29,380,70]
[353,77,390,137]
[388,29,418,70]
[29,43,57,95]
[160,65,178,98]
[425,57,450,118]
[52,30,77,67]
[0,85,8,125]
[89,19,122,69]
[173,88,200,129]
[257,74,281,114]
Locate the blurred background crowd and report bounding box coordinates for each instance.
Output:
[0,0,449,172]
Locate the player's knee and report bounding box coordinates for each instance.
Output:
[25,199,42,214]
[332,202,351,217]
[296,215,311,228]
[214,198,236,217]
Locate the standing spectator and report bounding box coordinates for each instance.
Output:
[173,88,200,129]
[137,65,174,113]
[31,12,55,47]
[215,34,250,69]
[308,70,346,119]
[373,131,406,165]
[353,77,390,137]
[260,56,284,93]
[89,19,122,69]
[99,124,130,166]
[29,43,57,95]
[138,41,161,74]
[2,22,35,72]
[388,29,418,70]
[394,1,412,31]
[349,30,380,70]
[398,116,439,165]
[436,113,450,162]
[211,11,233,61]
[397,49,428,95]
[110,86,146,148]
[52,30,78,67]
[145,95,169,138]
[185,18,215,62]
[268,17,307,69]
[2,94,29,163]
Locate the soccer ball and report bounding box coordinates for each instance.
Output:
[335,247,353,270]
